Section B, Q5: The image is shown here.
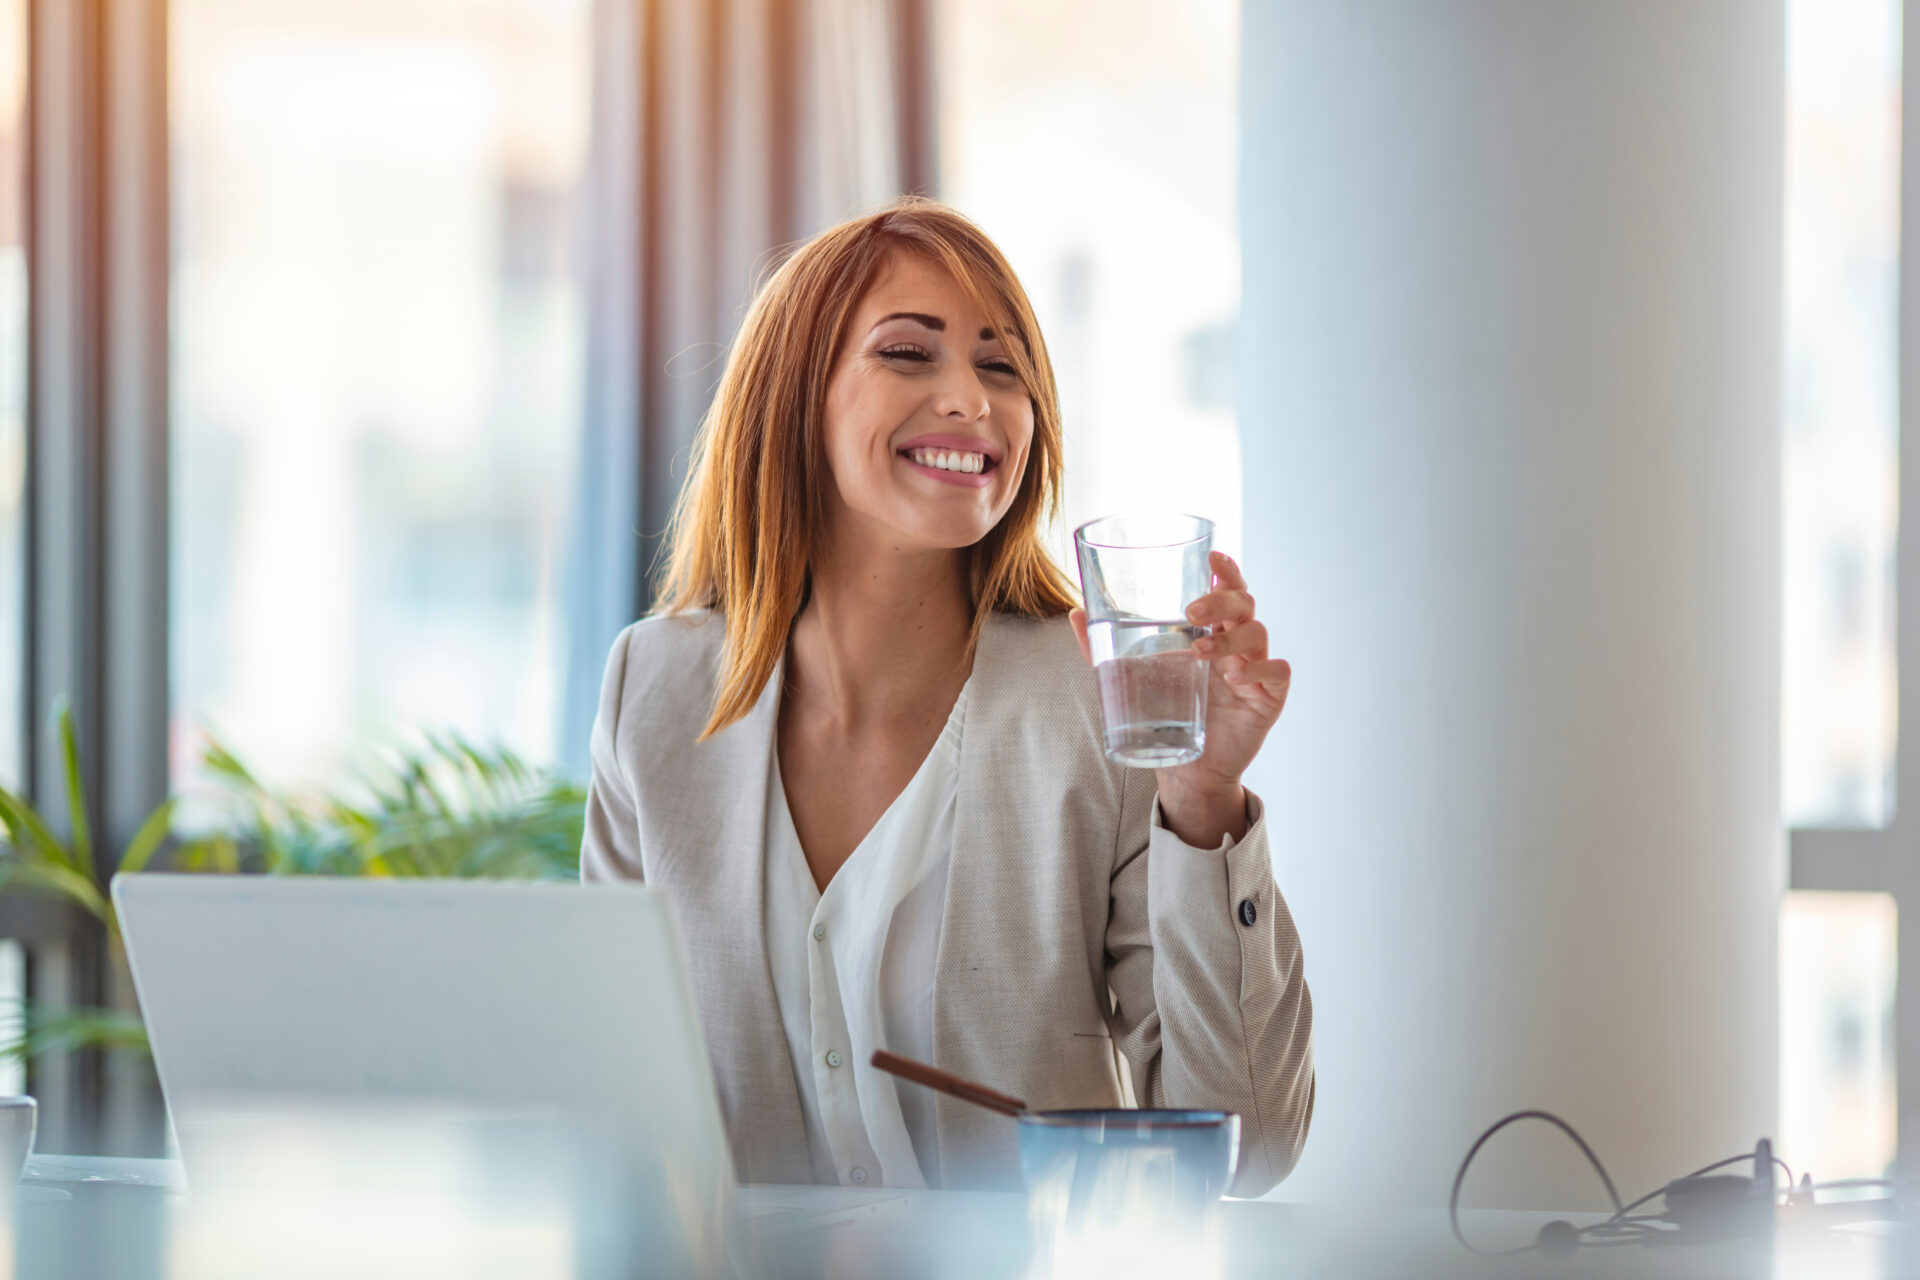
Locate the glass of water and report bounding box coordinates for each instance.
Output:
[1073,514,1214,768]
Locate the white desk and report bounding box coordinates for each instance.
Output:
[7,1155,1912,1279]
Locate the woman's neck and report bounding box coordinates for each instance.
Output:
[786,539,974,729]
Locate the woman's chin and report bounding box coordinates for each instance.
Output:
[876,512,1002,555]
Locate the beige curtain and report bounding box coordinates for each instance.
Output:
[563,0,935,777]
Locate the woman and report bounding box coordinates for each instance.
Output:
[581,197,1312,1197]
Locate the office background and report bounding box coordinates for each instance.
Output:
[0,0,1897,1214]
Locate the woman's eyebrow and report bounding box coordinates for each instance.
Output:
[873,311,1004,342]
[875,310,945,332]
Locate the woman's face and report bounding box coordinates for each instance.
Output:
[820,253,1034,556]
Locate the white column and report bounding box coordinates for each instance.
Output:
[1239,1,1784,1209]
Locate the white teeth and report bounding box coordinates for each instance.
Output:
[907,447,987,473]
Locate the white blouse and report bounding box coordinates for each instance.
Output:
[762,679,969,1190]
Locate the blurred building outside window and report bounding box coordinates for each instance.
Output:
[1780,0,1901,1183]
[170,0,591,808]
[936,0,1242,567]
[0,0,23,794]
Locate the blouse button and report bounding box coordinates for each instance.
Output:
[849,1166,869,1185]
[813,923,827,942]
[826,1050,843,1069]
[1238,897,1258,927]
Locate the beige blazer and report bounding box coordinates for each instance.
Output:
[580,609,1314,1197]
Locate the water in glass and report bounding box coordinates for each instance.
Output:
[1088,619,1208,766]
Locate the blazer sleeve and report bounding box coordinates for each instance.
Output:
[1104,771,1316,1197]
[580,625,645,884]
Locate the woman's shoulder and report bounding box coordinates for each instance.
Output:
[615,607,727,667]
[982,609,1086,675]
[599,609,729,731]
[978,611,1107,734]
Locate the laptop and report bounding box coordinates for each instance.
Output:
[113,874,744,1275]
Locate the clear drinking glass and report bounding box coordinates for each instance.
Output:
[1073,515,1214,768]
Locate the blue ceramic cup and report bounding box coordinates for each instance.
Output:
[1016,1109,1240,1227]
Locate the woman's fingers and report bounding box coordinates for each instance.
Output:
[1194,619,1266,661]
[1068,608,1092,665]
[1209,550,1249,593]
[1187,588,1254,628]
[1188,554,1256,628]
[1224,656,1292,696]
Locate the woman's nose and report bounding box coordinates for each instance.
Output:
[933,365,991,422]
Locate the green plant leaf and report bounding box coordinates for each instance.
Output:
[117,797,179,876]
[56,702,94,882]
[0,1002,150,1062]
[0,787,67,865]
[0,860,111,925]
[167,731,585,883]
[200,736,265,792]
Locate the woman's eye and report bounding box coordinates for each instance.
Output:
[981,360,1019,376]
[878,346,931,363]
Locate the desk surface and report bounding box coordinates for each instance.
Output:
[6,1155,1911,1279]
[740,1187,1903,1280]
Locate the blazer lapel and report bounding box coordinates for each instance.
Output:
[678,650,812,1183]
[928,615,1022,1186]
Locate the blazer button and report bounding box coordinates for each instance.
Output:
[1238,897,1258,927]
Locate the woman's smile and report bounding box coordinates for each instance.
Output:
[896,433,1002,488]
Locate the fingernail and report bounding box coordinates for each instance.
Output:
[1193,638,1213,655]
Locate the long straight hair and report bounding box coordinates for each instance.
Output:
[656,197,1077,739]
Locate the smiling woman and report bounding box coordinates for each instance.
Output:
[582,197,1313,1196]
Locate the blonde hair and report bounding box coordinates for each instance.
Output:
[656,196,1077,738]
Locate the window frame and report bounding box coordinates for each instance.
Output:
[18,0,169,1153]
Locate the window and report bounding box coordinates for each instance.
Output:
[170,0,592,797]
[1783,0,1900,830]
[937,0,1242,562]
[0,0,24,791]
[1781,893,1896,1183]
[1781,0,1902,1182]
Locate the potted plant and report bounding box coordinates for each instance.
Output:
[0,703,586,1063]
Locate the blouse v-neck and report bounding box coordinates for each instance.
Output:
[762,676,970,1188]
[777,685,970,893]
